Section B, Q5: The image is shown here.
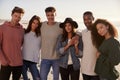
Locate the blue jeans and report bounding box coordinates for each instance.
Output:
[40,59,59,80]
[22,60,40,80]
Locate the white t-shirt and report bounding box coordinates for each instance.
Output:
[81,29,98,75]
[67,39,73,65]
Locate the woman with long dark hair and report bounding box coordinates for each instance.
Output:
[91,19,120,80]
[22,15,41,80]
[56,17,83,80]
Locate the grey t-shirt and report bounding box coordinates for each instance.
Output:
[41,21,62,59]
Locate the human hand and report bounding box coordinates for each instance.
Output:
[72,35,79,45]
[96,51,100,58]
[74,39,79,47]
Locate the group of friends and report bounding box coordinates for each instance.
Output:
[0,6,120,80]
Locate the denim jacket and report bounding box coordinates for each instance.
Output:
[56,35,83,70]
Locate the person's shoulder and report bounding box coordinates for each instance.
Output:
[56,21,60,24]
[0,21,9,32]
[55,22,62,29]
[0,24,3,28]
[107,37,120,46]
[54,22,60,26]
[41,21,47,28]
[82,29,88,32]
[0,21,9,29]
[41,21,47,24]
[18,23,24,29]
[113,37,120,44]
[57,34,63,39]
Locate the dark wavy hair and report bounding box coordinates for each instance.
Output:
[25,15,41,37]
[91,19,118,49]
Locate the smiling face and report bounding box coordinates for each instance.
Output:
[31,19,39,31]
[46,11,55,23]
[96,23,109,37]
[83,14,94,30]
[65,23,73,33]
[11,12,23,25]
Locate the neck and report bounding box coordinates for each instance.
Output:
[10,20,18,27]
[31,30,35,32]
[87,26,92,31]
[68,33,72,39]
[47,22,55,25]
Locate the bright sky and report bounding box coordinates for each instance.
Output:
[0,0,120,23]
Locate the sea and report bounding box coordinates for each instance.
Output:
[0,19,120,80]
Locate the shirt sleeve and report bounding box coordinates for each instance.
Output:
[108,39,120,66]
[56,35,67,56]
[76,36,83,58]
[0,27,8,66]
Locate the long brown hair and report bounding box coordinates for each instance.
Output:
[62,25,76,42]
[60,18,78,42]
[91,19,118,49]
[25,15,41,37]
